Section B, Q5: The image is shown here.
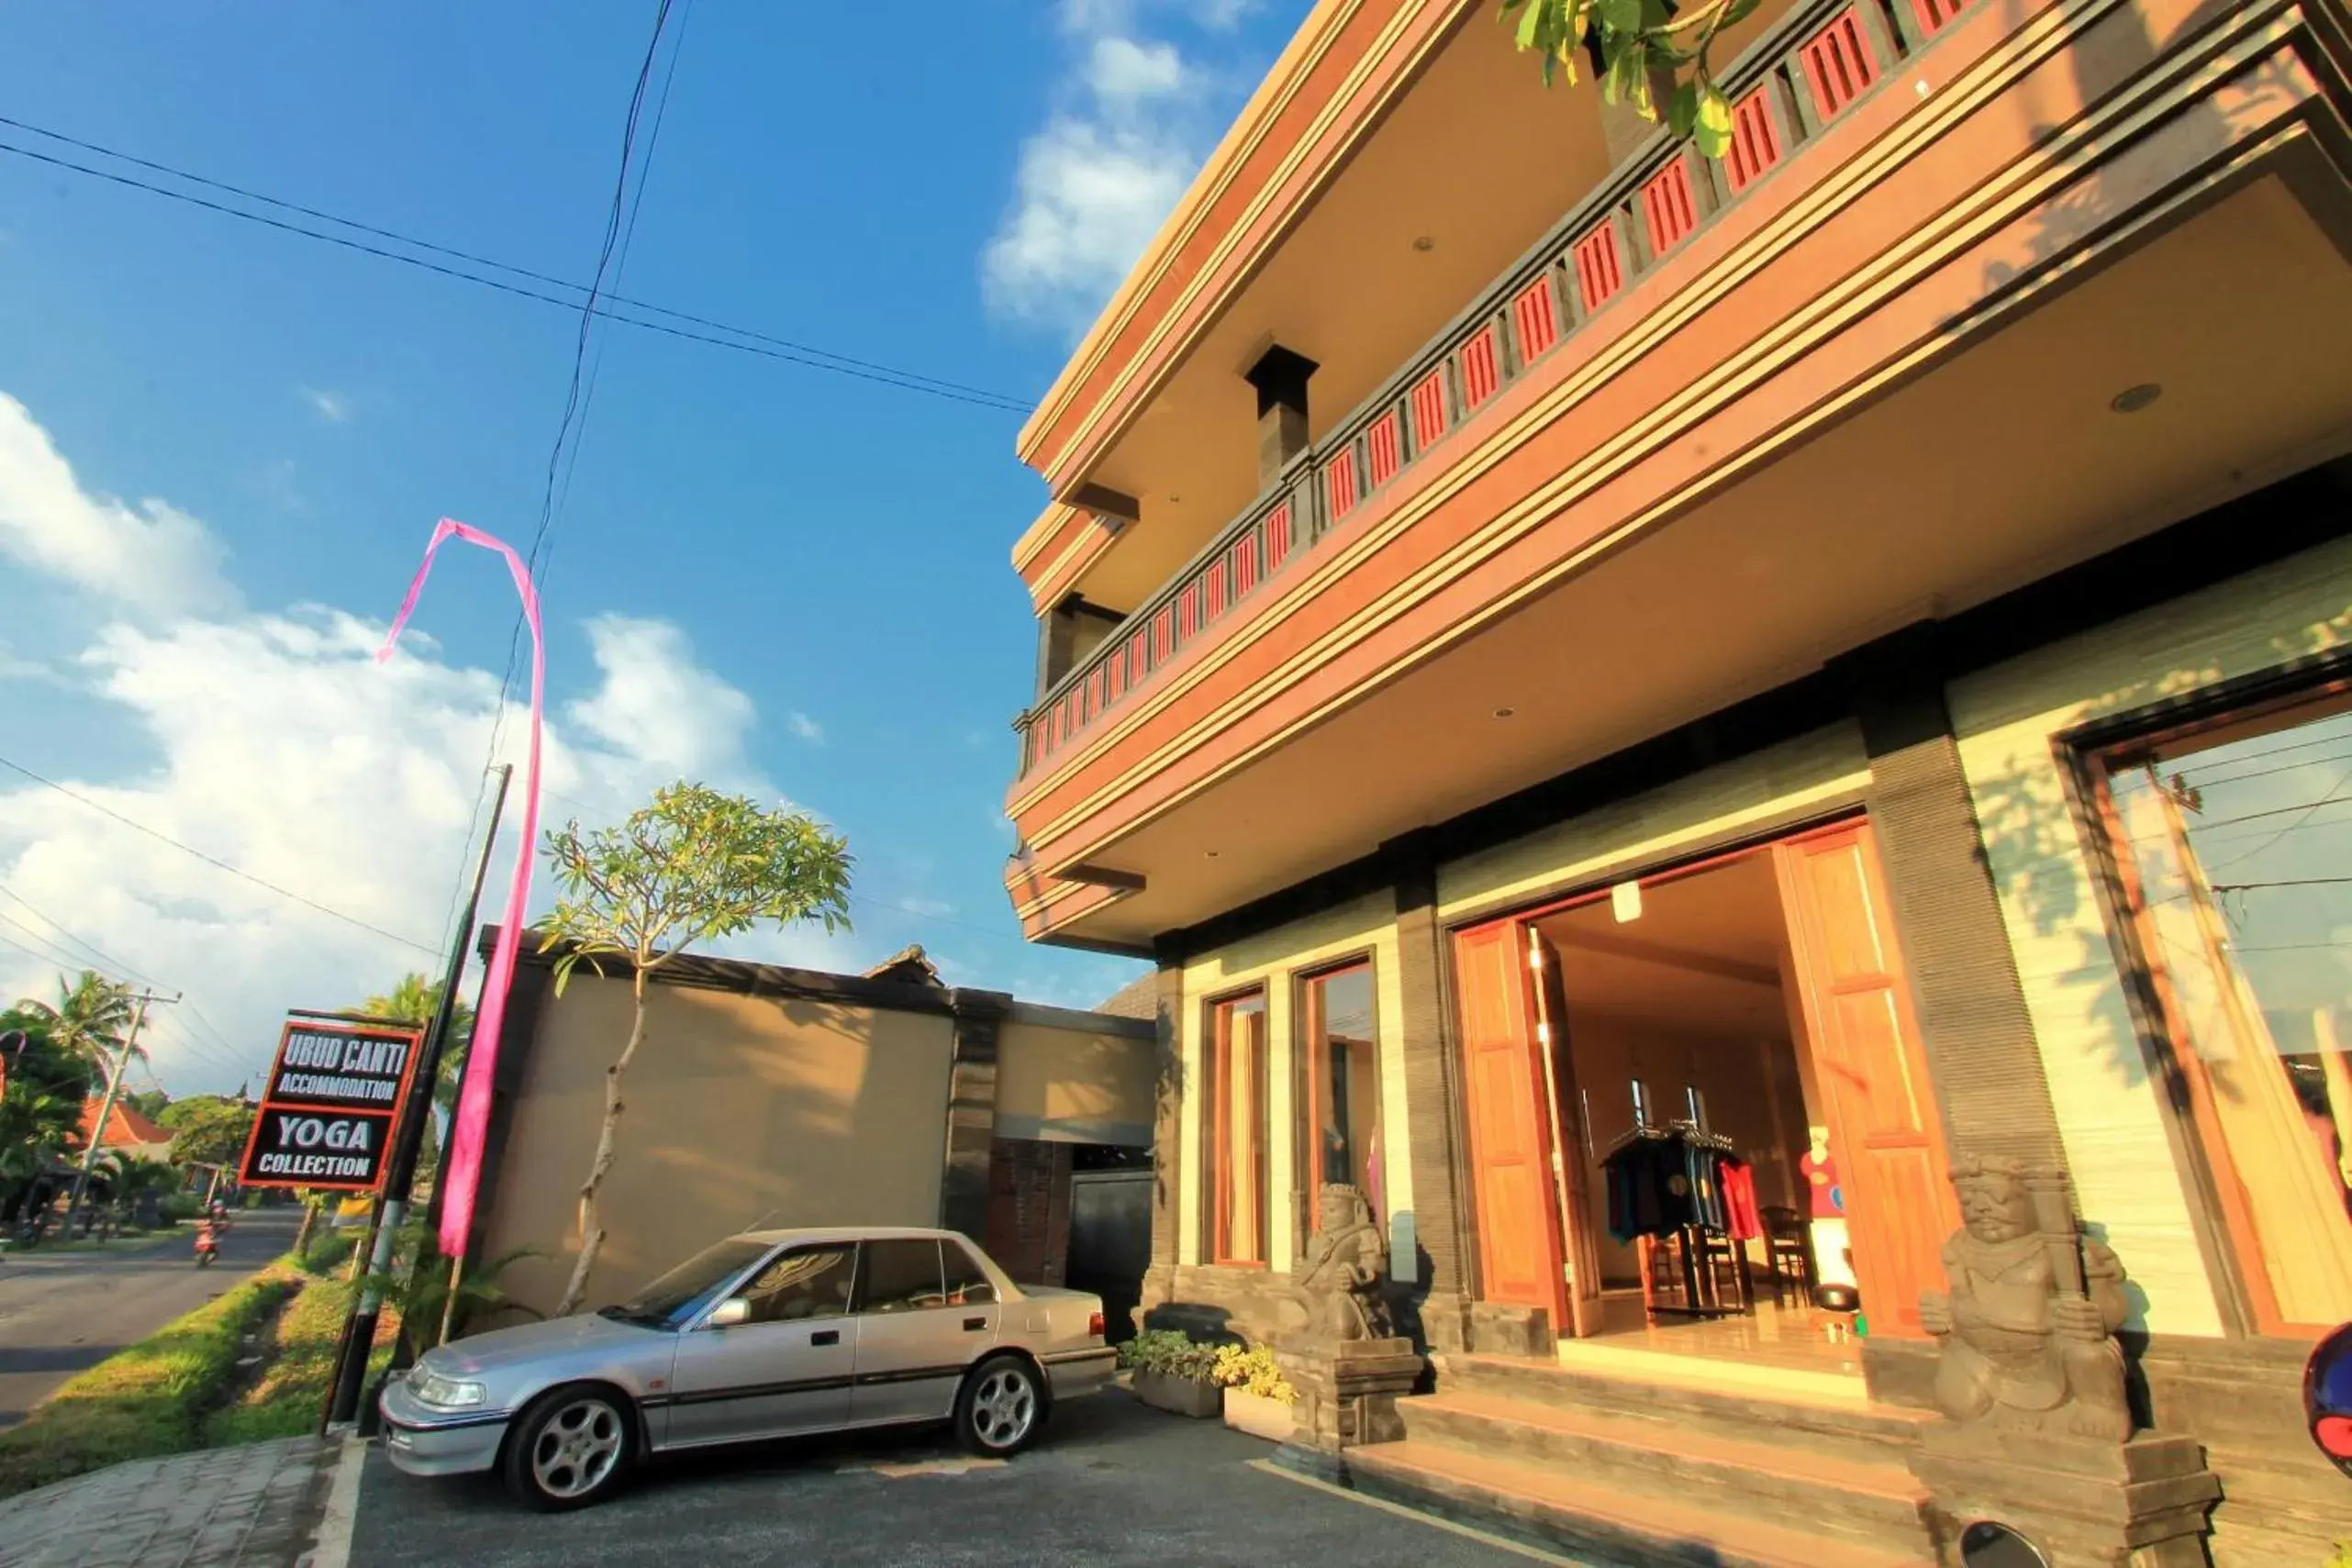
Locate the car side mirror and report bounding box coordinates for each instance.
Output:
[2307,1320,2352,1477]
[706,1298,751,1329]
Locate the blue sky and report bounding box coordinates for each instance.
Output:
[0,1,1307,1093]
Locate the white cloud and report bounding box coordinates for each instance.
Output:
[0,392,238,617]
[1088,36,1187,100]
[0,392,865,1093]
[787,711,824,744]
[983,5,1276,328]
[301,388,351,424]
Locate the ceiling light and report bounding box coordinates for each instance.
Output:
[2110,384,2162,414]
[1493,706,1516,719]
[1204,850,1221,860]
[1411,236,1436,252]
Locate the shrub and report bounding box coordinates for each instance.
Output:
[1116,1328,1220,1383]
[300,1228,355,1278]
[1211,1343,1295,1402]
[160,1194,203,1222]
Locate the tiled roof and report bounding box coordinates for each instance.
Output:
[79,1097,173,1151]
[1094,973,1158,1022]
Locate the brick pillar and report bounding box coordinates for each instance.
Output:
[1388,833,1475,1353]
[939,994,1008,1241]
[1138,947,1186,1329]
[1834,628,2072,1178]
[985,1139,1073,1286]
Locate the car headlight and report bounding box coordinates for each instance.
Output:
[408,1371,488,1410]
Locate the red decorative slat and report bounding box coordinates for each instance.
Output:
[1085,668,1105,722]
[1107,644,1126,701]
[1263,502,1293,571]
[1059,694,1077,746]
[1460,327,1500,411]
[1324,448,1359,519]
[1179,582,1199,640]
[1410,369,1449,448]
[1205,559,1227,621]
[1233,532,1259,598]
[1573,224,1623,313]
[1912,0,1969,34]
[1152,605,1175,662]
[1511,276,1559,363]
[1724,89,1783,194]
[1366,409,1402,488]
[1639,161,1700,257]
[1800,8,1878,122]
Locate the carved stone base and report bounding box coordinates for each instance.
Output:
[1274,1336,1425,1454]
[1907,1424,2221,1568]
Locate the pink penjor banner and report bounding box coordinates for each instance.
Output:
[377,518,544,1260]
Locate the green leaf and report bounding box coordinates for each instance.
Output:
[1693,80,1733,159]
[1515,0,1545,50]
[1666,79,1700,138]
[1596,0,1642,36]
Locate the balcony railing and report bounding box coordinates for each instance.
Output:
[1014,0,1980,780]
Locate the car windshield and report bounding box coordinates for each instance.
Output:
[599,1239,774,1329]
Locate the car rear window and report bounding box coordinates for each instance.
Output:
[856,1240,946,1315]
[943,1241,998,1306]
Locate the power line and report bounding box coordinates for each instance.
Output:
[0,751,438,956]
[0,123,1031,413]
[0,884,162,987]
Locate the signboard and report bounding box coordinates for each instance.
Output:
[237,1018,424,1193]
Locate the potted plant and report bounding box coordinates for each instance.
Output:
[1118,1329,1223,1418]
[1213,1343,1297,1440]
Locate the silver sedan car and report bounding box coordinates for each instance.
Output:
[378,1226,1115,1510]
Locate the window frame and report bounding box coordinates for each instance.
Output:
[1290,952,1384,1264]
[851,1238,950,1317]
[1202,985,1272,1268]
[2061,658,2352,1340]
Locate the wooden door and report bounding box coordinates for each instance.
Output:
[1530,929,1606,1338]
[1774,822,1958,1340]
[1454,918,1567,1327]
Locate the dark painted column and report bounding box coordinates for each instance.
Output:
[1388,832,1475,1353]
[940,992,1009,1241]
[1137,944,1187,1329]
[1243,344,1319,489]
[1834,626,2072,1177]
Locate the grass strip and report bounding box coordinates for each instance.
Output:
[204,1273,399,1446]
[0,1262,301,1499]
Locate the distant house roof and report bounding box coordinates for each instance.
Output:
[80,1097,173,1154]
[1095,973,1158,1022]
[862,945,943,988]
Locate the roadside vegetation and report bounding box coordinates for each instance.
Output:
[0,1265,302,1498]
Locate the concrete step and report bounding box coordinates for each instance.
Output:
[1343,1439,1939,1568]
[1399,1388,1939,1558]
[1436,1351,1936,1469]
[2200,1450,2352,1557]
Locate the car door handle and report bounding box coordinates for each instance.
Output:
[811,1329,841,1347]
[963,1316,987,1332]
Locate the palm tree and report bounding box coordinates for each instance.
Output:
[353,973,473,1115]
[22,972,137,1071]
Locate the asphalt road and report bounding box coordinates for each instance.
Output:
[0,1209,295,1429]
[351,1385,1559,1568]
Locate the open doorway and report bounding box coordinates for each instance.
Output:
[1454,820,1957,1381]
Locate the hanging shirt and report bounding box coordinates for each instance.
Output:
[1720,1160,1764,1242]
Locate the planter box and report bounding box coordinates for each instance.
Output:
[1131,1369,1222,1418]
[1221,1387,1297,1442]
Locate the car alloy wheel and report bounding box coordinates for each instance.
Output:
[959,1356,1042,1455]
[505,1387,634,1510]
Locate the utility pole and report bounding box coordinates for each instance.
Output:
[65,990,179,1236]
[327,764,512,1429]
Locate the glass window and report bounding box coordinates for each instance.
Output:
[943,1242,998,1306]
[733,1245,857,1325]
[856,1239,947,1314]
[604,1238,773,1329]
[1299,963,1384,1244]
[1206,992,1270,1263]
[2101,693,2352,1329]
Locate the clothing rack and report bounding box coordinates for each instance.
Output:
[1608,1078,1749,1321]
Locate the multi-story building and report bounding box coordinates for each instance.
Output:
[999,0,2352,1560]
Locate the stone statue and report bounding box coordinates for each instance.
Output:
[1919,1154,2133,1441]
[1291,1184,1391,1343]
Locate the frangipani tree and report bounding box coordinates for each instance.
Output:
[540,783,853,1317]
[1502,0,1769,159]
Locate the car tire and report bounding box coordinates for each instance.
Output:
[500,1384,636,1511]
[954,1353,1045,1458]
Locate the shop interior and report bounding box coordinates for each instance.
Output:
[1531,851,1862,1376]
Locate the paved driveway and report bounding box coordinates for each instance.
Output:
[0,1211,295,1429]
[351,1389,1556,1567]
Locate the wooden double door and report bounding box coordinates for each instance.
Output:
[1453,819,1957,1341]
